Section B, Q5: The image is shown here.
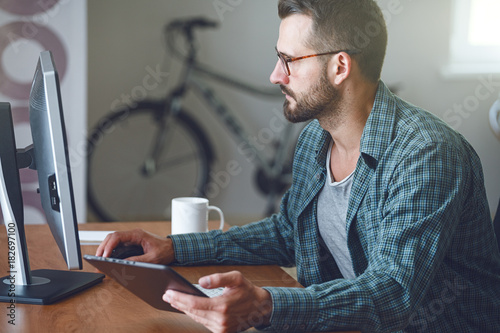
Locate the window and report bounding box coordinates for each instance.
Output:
[467,0,500,47]
[443,0,500,77]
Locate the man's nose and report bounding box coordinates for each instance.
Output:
[270,60,289,85]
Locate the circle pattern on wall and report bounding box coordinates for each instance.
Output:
[0,22,67,99]
[0,0,59,16]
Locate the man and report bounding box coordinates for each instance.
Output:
[97,0,500,332]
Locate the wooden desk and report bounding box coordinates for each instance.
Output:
[1,222,358,333]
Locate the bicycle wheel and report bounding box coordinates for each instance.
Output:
[87,101,213,222]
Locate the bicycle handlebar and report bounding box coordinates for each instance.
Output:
[166,17,218,34]
[164,17,282,98]
[165,17,218,61]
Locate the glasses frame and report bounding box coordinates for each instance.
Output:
[275,47,359,76]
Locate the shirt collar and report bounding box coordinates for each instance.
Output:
[314,80,396,167]
[359,81,397,165]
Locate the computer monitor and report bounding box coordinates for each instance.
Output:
[0,51,103,305]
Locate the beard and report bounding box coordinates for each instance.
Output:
[281,68,340,124]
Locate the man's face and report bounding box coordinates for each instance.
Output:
[270,14,340,123]
[281,63,340,123]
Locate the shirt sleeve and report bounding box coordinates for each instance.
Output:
[169,189,297,267]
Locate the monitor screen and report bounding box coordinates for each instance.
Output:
[29,50,81,270]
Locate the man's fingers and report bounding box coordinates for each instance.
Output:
[95,233,120,257]
[95,229,144,257]
[164,276,271,333]
[164,290,215,314]
[164,290,228,332]
[199,270,246,289]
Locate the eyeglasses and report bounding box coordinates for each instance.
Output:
[275,47,359,76]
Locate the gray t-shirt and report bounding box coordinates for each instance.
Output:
[317,143,356,279]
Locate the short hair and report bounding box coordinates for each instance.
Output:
[278,0,388,82]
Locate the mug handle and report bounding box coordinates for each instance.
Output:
[490,98,500,140]
[208,205,224,231]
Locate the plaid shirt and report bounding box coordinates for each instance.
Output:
[170,81,500,332]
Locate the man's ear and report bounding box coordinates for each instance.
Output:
[329,52,352,85]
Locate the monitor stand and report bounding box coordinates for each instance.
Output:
[0,182,104,304]
[0,269,104,305]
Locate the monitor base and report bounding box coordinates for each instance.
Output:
[0,269,104,305]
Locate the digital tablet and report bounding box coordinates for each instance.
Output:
[84,254,223,312]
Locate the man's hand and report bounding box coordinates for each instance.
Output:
[163,271,272,333]
[95,228,175,264]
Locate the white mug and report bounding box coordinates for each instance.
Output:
[171,197,224,235]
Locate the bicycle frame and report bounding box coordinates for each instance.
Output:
[166,52,295,182]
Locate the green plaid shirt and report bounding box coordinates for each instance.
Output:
[170,81,500,332]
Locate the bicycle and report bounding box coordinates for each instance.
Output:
[87,17,302,222]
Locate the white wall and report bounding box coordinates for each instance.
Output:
[87,0,500,224]
[0,1,87,224]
